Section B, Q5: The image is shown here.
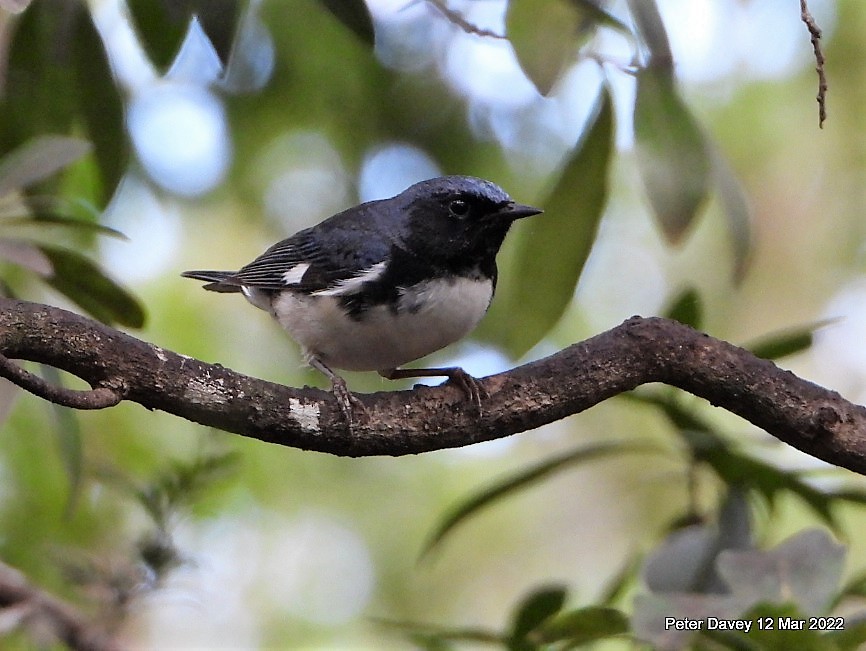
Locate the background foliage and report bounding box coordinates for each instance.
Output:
[2,0,866,648]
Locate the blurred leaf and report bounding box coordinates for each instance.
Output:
[38,246,145,327]
[1,213,127,241]
[645,490,751,596]
[709,144,752,282]
[567,0,631,34]
[627,0,671,65]
[507,0,584,95]
[127,0,241,68]
[495,86,613,356]
[1,3,126,208]
[599,555,642,605]
[716,602,830,651]
[838,571,866,601]
[0,136,91,198]
[634,65,711,242]
[1,0,32,14]
[508,0,630,95]
[318,0,375,46]
[715,487,753,552]
[632,592,747,650]
[219,2,274,94]
[0,239,53,275]
[824,616,866,648]
[70,9,127,205]
[632,391,866,531]
[536,605,628,645]
[127,0,189,70]
[744,319,837,360]
[628,0,709,244]
[374,618,502,647]
[39,364,83,517]
[423,439,657,556]
[664,287,703,329]
[717,529,845,615]
[644,524,721,594]
[510,585,568,644]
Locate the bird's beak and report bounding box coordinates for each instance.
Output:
[498,202,543,221]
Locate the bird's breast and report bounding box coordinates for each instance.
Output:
[269,276,494,371]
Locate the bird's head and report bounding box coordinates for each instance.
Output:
[399,176,542,261]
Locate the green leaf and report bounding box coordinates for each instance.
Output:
[38,246,145,327]
[510,585,568,643]
[373,618,503,647]
[70,7,128,205]
[627,0,672,66]
[0,239,53,275]
[566,0,632,35]
[709,144,752,282]
[663,287,703,329]
[599,555,642,605]
[128,1,241,68]
[422,440,658,556]
[716,602,831,651]
[507,0,585,95]
[744,319,837,360]
[492,86,613,356]
[0,5,126,209]
[318,0,375,46]
[824,616,866,648]
[39,364,83,518]
[633,67,711,242]
[537,605,629,645]
[127,0,189,70]
[0,136,92,198]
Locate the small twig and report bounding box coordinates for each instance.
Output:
[800,0,827,128]
[424,0,506,39]
[0,559,121,651]
[0,353,121,409]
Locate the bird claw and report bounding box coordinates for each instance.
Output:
[330,375,367,427]
[445,368,486,415]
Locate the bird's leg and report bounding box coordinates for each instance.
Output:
[379,367,485,413]
[308,356,365,425]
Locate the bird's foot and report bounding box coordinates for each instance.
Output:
[329,374,368,427]
[380,366,486,415]
[308,355,366,428]
[443,367,486,415]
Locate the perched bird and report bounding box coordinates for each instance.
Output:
[182,175,542,422]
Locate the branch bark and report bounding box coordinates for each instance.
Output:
[1,297,865,473]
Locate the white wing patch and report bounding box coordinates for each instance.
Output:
[313,260,388,297]
[282,263,311,285]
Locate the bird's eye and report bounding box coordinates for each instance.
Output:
[449,199,470,218]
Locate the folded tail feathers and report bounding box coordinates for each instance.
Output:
[181,270,242,293]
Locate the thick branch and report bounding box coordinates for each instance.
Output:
[1,297,865,473]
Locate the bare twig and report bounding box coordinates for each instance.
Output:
[0,353,122,409]
[424,0,506,39]
[0,559,121,651]
[800,0,827,127]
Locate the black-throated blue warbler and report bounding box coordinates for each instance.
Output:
[182,175,542,422]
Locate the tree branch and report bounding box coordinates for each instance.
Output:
[1,297,865,473]
[800,0,827,127]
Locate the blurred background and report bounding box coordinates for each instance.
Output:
[2,0,866,648]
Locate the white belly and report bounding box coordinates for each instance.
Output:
[265,277,493,371]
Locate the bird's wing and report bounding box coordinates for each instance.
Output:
[230,222,393,295]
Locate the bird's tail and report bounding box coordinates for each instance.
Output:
[181,270,243,293]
